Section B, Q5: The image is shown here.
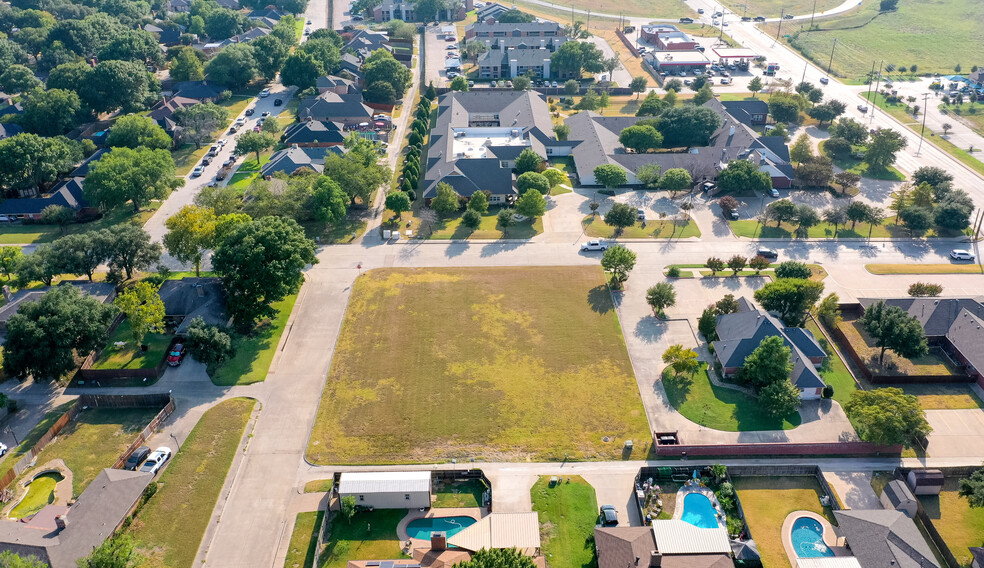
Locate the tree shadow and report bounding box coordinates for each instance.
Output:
[479,241,526,257]
[445,242,469,258]
[587,285,613,314]
[633,315,666,344]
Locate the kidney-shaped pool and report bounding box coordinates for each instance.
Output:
[680,492,719,529]
[406,516,477,540]
[791,516,834,558]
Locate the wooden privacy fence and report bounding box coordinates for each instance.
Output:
[653,438,902,458]
[0,401,82,492]
[111,396,175,469]
[76,337,179,386]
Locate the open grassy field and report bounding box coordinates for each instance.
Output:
[130,397,255,568]
[735,476,837,568]
[31,407,160,497]
[773,0,984,80]
[720,0,842,18]
[510,0,692,21]
[531,476,599,568]
[285,511,323,568]
[433,478,487,508]
[0,207,158,245]
[90,320,173,371]
[866,263,984,274]
[318,509,407,568]
[583,216,701,238]
[943,102,984,136]
[803,320,857,406]
[209,292,298,386]
[918,477,984,568]
[729,217,961,239]
[661,364,801,431]
[307,267,650,464]
[836,317,959,376]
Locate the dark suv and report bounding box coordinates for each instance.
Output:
[124,446,151,471]
[756,248,779,260]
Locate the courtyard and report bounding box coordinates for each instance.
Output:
[306,267,650,464]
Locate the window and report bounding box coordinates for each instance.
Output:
[359,495,364,501]
[405,494,411,500]
[546,148,553,155]
[500,160,509,168]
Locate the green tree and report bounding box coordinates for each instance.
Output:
[767,199,799,227]
[362,49,411,97]
[184,316,234,366]
[692,83,714,105]
[636,91,667,116]
[341,495,357,523]
[468,191,489,214]
[934,190,974,230]
[0,246,24,281]
[774,261,811,280]
[281,51,321,90]
[106,115,172,150]
[40,204,76,233]
[2,286,116,380]
[790,133,813,164]
[662,344,698,375]
[636,164,662,188]
[717,159,772,194]
[910,182,934,208]
[619,124,662,153]
[514,148,543,174]
[958,467,984,508]
[753,278,825,326]
[85,147,182,213]
[900,206,932,234]
[541,168,566,188]
[601,244,636,287]
[497,209,515,228]
[15,246,58,287]
[844,201,871,230]
[515,189,547,218]
[768,93,801,123]
[564,79,580,95]
[865,128,907,170]
[455,548,536,568]
[656,105,721,147]
[742,335,793,389]
[168,46,205,82]
[516,171,550,195]
[716,294,740,314]
[385,191,412,217]
[461,209,481,229]
[430,183,460,218]
[174,103,228,149]
[815,292,841,326]
[646,282,676,315]
[748,76,763,97]
[164,205,217,277]
[659,168,692,192]
[449,76,469,91]
[0,65,41,94]
[726,254,746,275]
[98,28,163,65]
[860,300,929,364]
[823,205,849,236]
[705,257,725,275]
[106,224,162,280]
[51,231,110,280]
[234,131,276,164]
[831,117,869,145]
[833,171,861,194]
[594,164,627,189]
[630,76,648,98]
[513,76,531,91]
[698,306,719,341]
[212,216,317,329]
[604,203,637,235]
[261,117,283,135]
[552,124,570,141]
[114,282,165,345]
[760,379,802,418]
[204,43,258,89]
[82,60,155,114]
[252,35,290,80]
[663,88,678,107]
[1,551,49,568]
[18,88,85,136]
[844,388,931,446]
[0,133,82,192]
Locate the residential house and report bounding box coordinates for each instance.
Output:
[0,123,23,140]
[880,480,918,518]
[282,120,347,147]
[475,2,510,22]
[340,53,364,82]
[297,91,374,126]
[201,27,271,53]
[159,277,227,334]
[857,297,984,383]
[172,80,224,102]
[247,8,283,20]
[970,547,984,568]
[345,29,393,60]
[477,47,556,80]
[711,299,827,399]
[71,148,109,177]
[338,471,431,509]
[465,21,564,40]
[721,100,769,127]
[147,95,199,136]
[833,510,940,568]
[143,23,184,45]
[316,75,358,95]
[562,97,794,188]
[596,525,734,568]
[166,0,192,11]
[260,145,344,176]
[421,90,566,204]
[648,520,733,568]
[0,282,116,333]
[0,178,95,223]
[0,102,23,120]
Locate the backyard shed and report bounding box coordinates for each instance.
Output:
[906,470,944,496]
[880,480,918,518]
[338,471,432,509]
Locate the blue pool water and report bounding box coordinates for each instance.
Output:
[406,516,477,540]
[680,492,719,529]
[791,517,834,558]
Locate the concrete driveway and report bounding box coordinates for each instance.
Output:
[925,409,984,458]
[582,471,643,526]
[821,470,881,509]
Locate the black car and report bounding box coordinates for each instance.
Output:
[679,17,694,23]
[124,446,151,471]
[753,15,766,21]
[599,505,618,527]
[274,98,283,106]
[741,16,751,21]
[756,248,779,260]
[245,108,255,116]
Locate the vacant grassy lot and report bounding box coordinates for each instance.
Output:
[209,293,298,386]
[735,477,836,568]
[866,264,983,275]
[0,207,158,245]
[862,383,984,410]
[319,509,407,568]
[285,511,323,568]
[943,103,984,136]
[583,216,701,239]
[131,397,255,568]
[837,317,958,376]
[31,407,160,496]
[433,478,487,508]
[301,217,369,244]
[531,476,598,568]
[90,320,173,371]
[721,0,842,17]
[307,267,649,464]
[511,0,692,20]
[918,478,984,568]
[776,0,984,80]
[662,364,801,431]
[803,320,857,406]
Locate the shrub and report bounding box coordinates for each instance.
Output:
[667,266,681,278]
[822,384,834,399]
[185,317,235,366]
[497,209,515,227]
[461,209,481,229]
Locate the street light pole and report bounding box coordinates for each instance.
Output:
[808,0,818,30]
[826,37,837,77]
[916,92,931,155]
[870,60,884,124]
[776,9,784,39]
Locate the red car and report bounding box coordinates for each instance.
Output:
[167,344,186,367]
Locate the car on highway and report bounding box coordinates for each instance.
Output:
[753,15,766,21]
[0,443,7,456]
[259,88,271,97]
[769,188,780,197]
[697,8,704,13]
[244,108,255,116]
[167,344,186,367]
[581,240,609,252]
[950,249,976,261]
[637,208,646,220]
[599,505,618,527]
[192,165,205,177]
[304,28,310,35]
[857,104,869,113]
[741,16,750,21]
[124,446,151,471]
[679,17,694,23]
[274,98,283,106]
[713,10,722,16]
[756,248,779,260]
[139,447,172,475]
[784,13,794,18]
[819,77,829,85]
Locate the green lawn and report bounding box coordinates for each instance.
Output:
[0,402,75,483]
[238,154,272,172]
[866,383,984,411]
[209,292,299,386]
[819,141,907,181]
[130,397,255,568]
[661,364,801,431]
[530,476,599,568]
[307,267,650,464]
[865,264,984,275]
[386,205,543,240]
[583,216,701,238]
[0,207,158,245]
[931,134,984,177]
[718,93,761,102]
[836,318,958,377]
[300,217,369,244]
[318,510,407,568]
[285,511,323,568]
[432,478,487,508]
[90,320,173,371]
[919,478,984,568]
[729,218,961,239]
[303,480,334,493]
[720,0,842,17]
[803,320,857,406]
[228,172,259,192]
[31,407,160,496]
[774,0,984,80]
[735,477,837,568]
[173,143,211,176]
[862,91,920,125]
[942,103,984,136]
[9,472,62,518]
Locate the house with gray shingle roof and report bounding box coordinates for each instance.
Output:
[833,509,940,568]
[283,120,347,147]
[0,178,94,222]
[0,122,23,140]
[260,146,344,177]
[297,91,374,126]
[711,298,827,399]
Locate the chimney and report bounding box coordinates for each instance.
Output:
[431,531,447,551]
[54,515,67,532]
[649,552,661,568]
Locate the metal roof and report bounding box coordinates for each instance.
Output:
[448,512,540,553]
[338,471,431,494]
[651,521,731,555]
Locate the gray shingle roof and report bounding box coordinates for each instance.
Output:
[298,91,373,122]
[260,146,343,176]
[721,99,769,125]
[469,21,563,35]
[834,509,940,568]
[858,298,984,337]
[0,178,88,216]
[0,281,115,326]
[946,308,984,374]
[283,120,347,145]
[173,80,223,100]
[159,277,228,333]
[0,122,24,139]
[883,480,916,507]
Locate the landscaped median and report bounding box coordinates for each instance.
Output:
[729,218,965,239]
[865,263,984,275]
[583,216,701,238]
[664,263,827,281]
[129,397,256,568]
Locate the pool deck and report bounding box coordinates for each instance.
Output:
[396,507,486,552]
[781,510,851,565]
[672,481,727,530]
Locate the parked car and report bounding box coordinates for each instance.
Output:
[259,88,271,97]
[506,80,513,88]
[167,343,186,366]
[446,44,457,50]
[192,165,204,177]
[0,443,8,457]
[720,77,731,85]
[274,98,283,107]
[217,138,227,147]
[201,156,212,166]
[756,248,779,259]
[950,249,976,261]
[206,145,219,157]
[215,170,226,181]
[261,111,271,119]
[769,188,780,197]
[637,208,646,220]
[697,8,704,13]
[124,446,151,471]
[713,11,723,17]
[857,104,869,113]
[727,209,739,220]
[223,157,235,168]
[679,17,694,23]
[139,447,173,475]
[551,81,558,87]
[244,108,254,117]
[581,240,609,252]
[600,505,618,527]
[444,35,455,41]
[819,77,829,85]
[741,16,751,21]
[753,15,766,21]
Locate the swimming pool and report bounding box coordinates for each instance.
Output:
[680,492,719,529]
[406,516,477,540]
[791,517,834,558]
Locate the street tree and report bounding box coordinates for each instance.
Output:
[114,281,165,345]
[845,201,871,230]
[646,282,676,315]
[753,278,825,326]
[934,190,975,230]
[106,225,162,280]
[860,300,929,364]
[106,115,172,150]
[515,189,547,218]
[281,51,321,90]
[865,128,907,170]
[748,76,763,97]
[594,164,627,189]
[766,199,799,227]
[234,131,276,164]
[742,335,793,390]
[795,205,821,238]
[823,206,848,236]
[604,203,637,235]
[844,388,931,446]
[164,205,217,277]
[461,209,481,229]
[601,244,636,287]
[85,147,182,213]
[727,255,747,275]
[749,255,771,274]
[662,344,699,375]
[705,257,725,275]
[252,35,290,80]
[50,231,110,281]
[900,206,933,234]
[174,103,228,149]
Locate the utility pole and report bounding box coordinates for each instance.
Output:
[808,0,818,30]
[916,92,930,155]
[870,60,884,123]
[826,37,837,77]
[864,60,876,102]
[801,60,808,84]
[776,9,784,39]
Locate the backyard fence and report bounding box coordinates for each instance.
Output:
[311,489,339,568]
[897,466,978,568]
[75,336,180,386]
[652,438,903,458]
[0,400,82,493]
[614,28,640,58]
[110,396,176,470]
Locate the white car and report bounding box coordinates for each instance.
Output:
[191,166,205,177]
[139,447,172,474]
[0,442,7,456]
[581,240,609,252]
[259,88,271,98]
[217,138,227,147]
[234,118,246,127]
[950,249,976,261]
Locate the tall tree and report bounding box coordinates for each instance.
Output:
[164,205,217,277]
[233,131,276,164]
[114,282,165,344]
[515,188,547,218]
[753,278,825,326]
[860,300,929,364]
[0,64,41,93]
[741,335,793,389]
[717,159,771,194]
[168,46,206,82]
[0,246,24,281]
[311,176,348,225]
[0,133,82,193]
[251,35,290,81]
[106,115,172,150]
[514,148,543,175]
[83,59,155,114]
[50,231,111,281]
[84,147,182,212]
[106,224,162,280]
[958,467,984,508]
[174,103,228,150]
[844,388,930,446]
[594,164,627,189]
[656,105,721,147]
[17,88,84,137]
[204,43,258,89]
[760,379,802,418]
[281,51,321,90]
[865,128,907,170]
[646,282,676,315]
[604,203,636,235]
[601,244,636,287]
